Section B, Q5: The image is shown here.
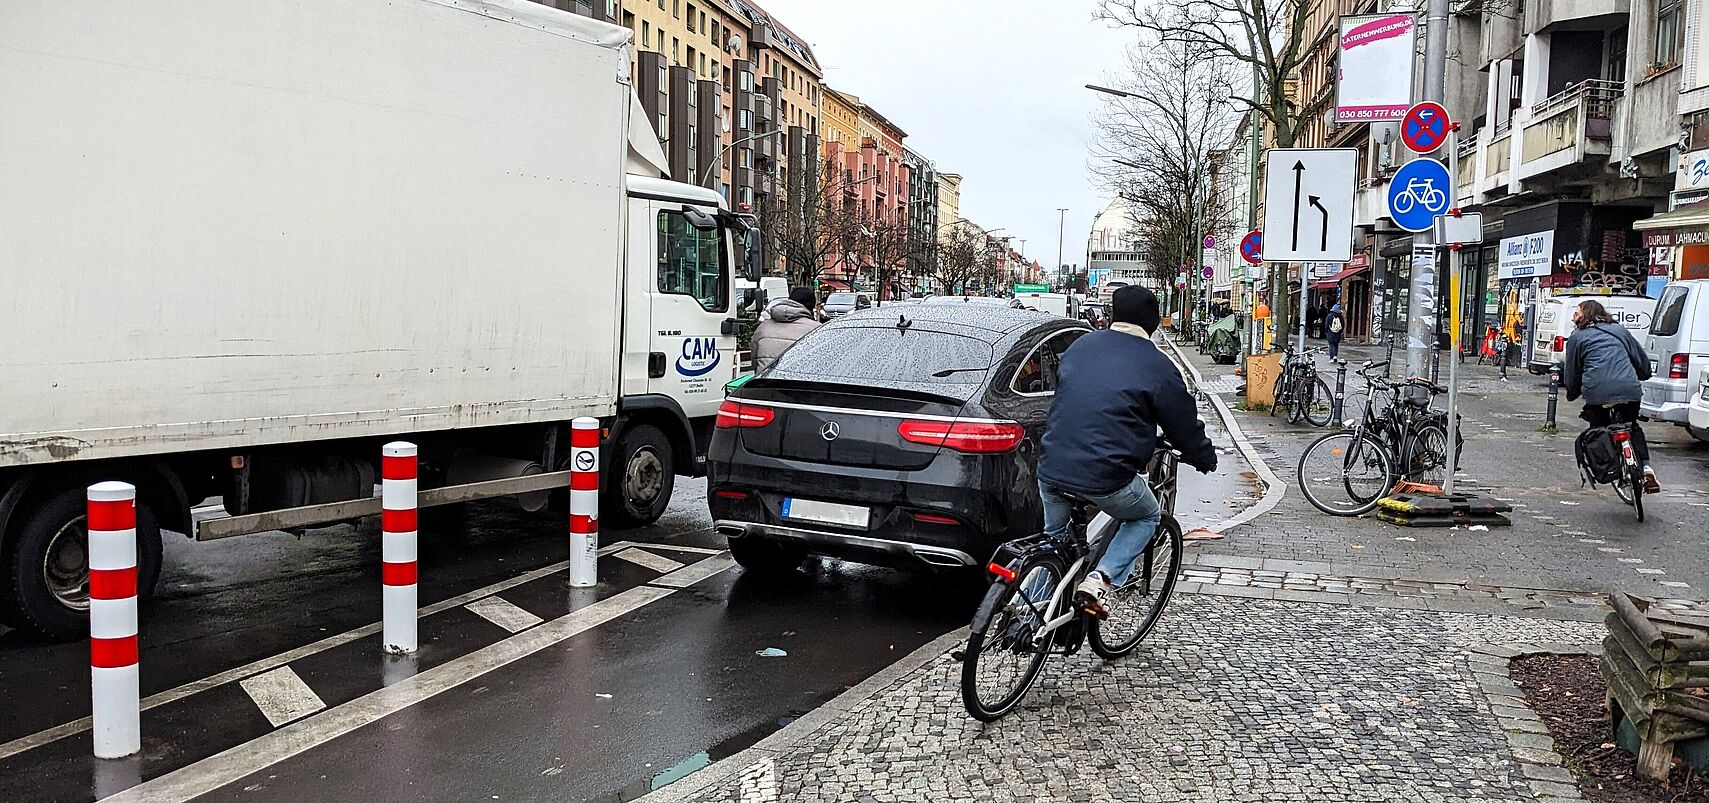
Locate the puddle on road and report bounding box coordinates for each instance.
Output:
[601,715,797,802]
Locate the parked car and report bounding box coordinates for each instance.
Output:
[1641,279,1709,429]
[1528,292,1655,373]
[707,305,1091,572]
[922,295,1021,308]
[820,291,872,320]
[1687,367,1709,442]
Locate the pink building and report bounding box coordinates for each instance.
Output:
[821,88,911,295]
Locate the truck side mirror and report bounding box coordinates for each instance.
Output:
[680,205,718,231]
[743,229,763,282]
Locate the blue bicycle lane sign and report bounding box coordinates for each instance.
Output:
[1387,157,1451,232]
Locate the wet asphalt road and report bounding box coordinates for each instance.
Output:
[0,397,1256,802]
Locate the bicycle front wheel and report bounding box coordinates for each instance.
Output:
[1269,374,1285,416]
[1298,431,1394,516]
[1301,377,1335,427]
[1402,422,1450,486]
[961,558,1062,721]
[1090,515,1183,659]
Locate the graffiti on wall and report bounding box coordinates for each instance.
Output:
[1556,239,1646,294]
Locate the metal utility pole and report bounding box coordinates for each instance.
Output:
[1407,0,1451,379]
[1056,208,1069,290]
[1246,62,1263,355]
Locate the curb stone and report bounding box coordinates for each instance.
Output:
[1473,642,1601,803]
[1156,334,1286,534]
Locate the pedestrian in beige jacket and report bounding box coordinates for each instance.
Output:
[752,287,821,372]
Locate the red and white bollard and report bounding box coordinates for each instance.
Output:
[381,442,418,654]
[569,418,599,587]
[88,481,141,759]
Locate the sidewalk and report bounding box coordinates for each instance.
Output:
[1168,336,1709,610]
[645,593,1601,803]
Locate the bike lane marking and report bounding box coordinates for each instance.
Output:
[97,557,731,803]
[615,546,687,573]
[0,540,648,761]
[462,596,545,634]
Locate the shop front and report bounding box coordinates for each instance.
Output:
[1634,204,1709,289]
[1309,253,1373,341]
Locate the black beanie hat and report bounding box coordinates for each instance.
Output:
[1110,285,1162,333]
[789,287,817,308]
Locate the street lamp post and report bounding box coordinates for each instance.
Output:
[699,129,787,188]
[1056,208,1069,293]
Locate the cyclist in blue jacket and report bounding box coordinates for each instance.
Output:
[1037,285,1218,616]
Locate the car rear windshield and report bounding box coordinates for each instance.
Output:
[766,325,994,398]
[1652,285,1689,337]
[825,292,858,305]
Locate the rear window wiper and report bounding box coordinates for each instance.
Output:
[931,367,988,378]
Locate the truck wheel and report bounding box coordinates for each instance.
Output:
[604,424,674,528]
[0,487,163,641]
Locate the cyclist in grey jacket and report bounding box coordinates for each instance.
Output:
[1562,299,1658,492]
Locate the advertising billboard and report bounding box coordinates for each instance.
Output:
[1336,13,1418,123]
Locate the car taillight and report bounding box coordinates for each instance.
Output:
[897,420,1025,453]
[1670,353,1689,379]
[910,511,960,525]
[713,488,752,500]
[715,400,774,429]
[1552,336,1566,352]
[986,562,1017,582]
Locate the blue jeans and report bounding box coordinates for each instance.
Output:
[1038,475,1163,586]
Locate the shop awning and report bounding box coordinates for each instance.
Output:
[1633,204,1709,231]
[1310,263,1370,289]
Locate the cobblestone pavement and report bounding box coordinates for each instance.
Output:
[1172,338,1709,604]
[658,594,1602,803]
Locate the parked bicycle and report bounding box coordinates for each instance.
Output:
[1296,360,1463,516]
[1269,346,1334,427]
[1574,422,1646,522]
[959,448,1184,721]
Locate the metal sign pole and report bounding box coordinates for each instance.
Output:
[1444,126,1462,496]
[1298,262,1309,352]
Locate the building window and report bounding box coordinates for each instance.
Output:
[672,37,679,62]
[738,109,751,131]
[1658,0,1685,67]
[1607,25,1628,81]
[672,0,681,18]
[657,31,664,52]
[642,21,650,49]
[739,148,752,168]
[687,3,696,31]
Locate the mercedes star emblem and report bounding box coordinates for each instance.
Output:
[820,421,841,441]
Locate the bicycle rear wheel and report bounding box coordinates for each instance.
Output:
[1298,431,1394,516]
[1301,377,1335,428]
[1616,461,1645,522]
[1089,515,1183,659]
[1402,422,1451,486]
[1269,374,1285,416]
[961,558,1062,721]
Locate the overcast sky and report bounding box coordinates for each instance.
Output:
[757,0,1136,270]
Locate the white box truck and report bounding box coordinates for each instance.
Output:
[0,0,760,638]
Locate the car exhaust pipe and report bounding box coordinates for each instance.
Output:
[913,547,974,568]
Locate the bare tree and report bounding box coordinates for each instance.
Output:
[933,224,995,296]
[1092,35,1239,326]
[761,156,864,290]
[1097,0,1319,342]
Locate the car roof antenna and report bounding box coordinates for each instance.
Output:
[896,313,912,333]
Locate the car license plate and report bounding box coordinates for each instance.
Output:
[1701,383,1709,401]
[781,497,869,528]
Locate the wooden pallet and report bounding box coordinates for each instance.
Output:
[1601,594,1709,779]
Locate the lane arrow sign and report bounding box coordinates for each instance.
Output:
[1309,195,1329,252]
[1291,161,1305,250]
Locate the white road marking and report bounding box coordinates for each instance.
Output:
[1637,568,1667,575]
[615,547,686,573]
[1660,581,1692,588]
[463,596,544,634]
[0,539,647,761]
[101,584,680,803]
[634,543,725,555]
[651,555,737,588]
[237,667,325,727]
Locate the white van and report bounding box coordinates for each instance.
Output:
[1528,293,1656,373]
[1641,279,1709,428]
[1014,291,1079,318]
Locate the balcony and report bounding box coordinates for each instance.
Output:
[1514,79,1620,181]
[1454,134,1480,204]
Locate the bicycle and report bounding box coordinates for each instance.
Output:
[1575,422,1645,522]
[1269,346,1334,428]
[1390,176,1445,215]
[959,449,1185,721]
[1297,360,1462,516]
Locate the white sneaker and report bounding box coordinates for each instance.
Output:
[1074,571,1113,619]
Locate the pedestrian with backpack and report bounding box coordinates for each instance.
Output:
[1324,303,1345,358]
